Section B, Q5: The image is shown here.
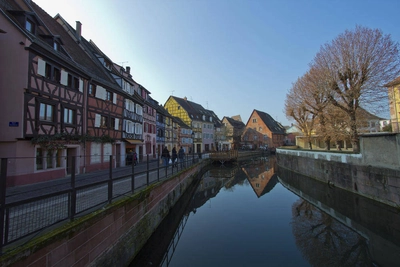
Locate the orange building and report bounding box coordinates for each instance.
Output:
[245,109,286,149]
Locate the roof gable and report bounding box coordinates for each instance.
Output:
[251,109,286,134]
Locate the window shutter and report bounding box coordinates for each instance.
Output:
[114,118,119,130]
[37,58,46,76]
[95,86,102,99]
[113,93,117,104]
[79,79,84,92]
[96,86,106,100]
[61,70,68,85]
[95,114,101,127]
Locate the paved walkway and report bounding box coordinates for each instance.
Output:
[2,158,196,246]
[5,158,183,203]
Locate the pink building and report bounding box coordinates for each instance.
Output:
[0,0,125,185]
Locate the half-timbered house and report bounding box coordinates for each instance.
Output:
[38,7,128,173]
[0,0,132,185]
[156,104,168,156]
[143,95,157,160]
[164,96,218,153]
[0,0,91,185]
[54,16,129,170]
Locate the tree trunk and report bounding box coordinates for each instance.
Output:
[349,112,360,153]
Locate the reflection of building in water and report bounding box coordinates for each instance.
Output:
[208,165,239,179]
[241,157,278,197]
[278,169,400,267]
[187,172,227,214]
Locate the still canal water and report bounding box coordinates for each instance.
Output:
[131,156,400,267]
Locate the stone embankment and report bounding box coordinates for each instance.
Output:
[277,133,400,207]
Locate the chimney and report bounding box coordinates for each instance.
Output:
[76,21,82,41]
[184,96,187,101]
[126,66,130,74]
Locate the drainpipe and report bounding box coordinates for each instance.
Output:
[83,78,92,173]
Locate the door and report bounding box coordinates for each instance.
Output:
[116,144,121,167]
[66,148,76,175]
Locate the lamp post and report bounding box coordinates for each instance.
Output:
[191,131,195,163]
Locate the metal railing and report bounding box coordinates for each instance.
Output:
[0,153,202,254]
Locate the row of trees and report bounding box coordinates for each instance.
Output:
[285,26,400,152]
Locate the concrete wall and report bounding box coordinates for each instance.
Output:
[1,162,208,267]
[277,134,400,207]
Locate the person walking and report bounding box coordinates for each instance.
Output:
[162,146,170,167]
[178,146,185,168]
[171,147,177,167]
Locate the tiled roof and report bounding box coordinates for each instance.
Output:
[231,115,242,122]
[173,117,191,128]
[385,76,400,87]
[253,109,286,134]
[171,96,220,123]
[223,116,245,129]
[31,2,116,86]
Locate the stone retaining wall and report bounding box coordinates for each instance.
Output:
[277,147,400,207]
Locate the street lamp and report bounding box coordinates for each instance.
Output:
[191,131,195,163]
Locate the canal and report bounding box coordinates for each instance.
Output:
[130,156,400,267]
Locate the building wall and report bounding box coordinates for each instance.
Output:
[0,15,30,142]
[388,83,400,132]
[246,112,283,148]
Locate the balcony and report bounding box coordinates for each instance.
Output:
[124,109,143,123]
[123,132,143,140]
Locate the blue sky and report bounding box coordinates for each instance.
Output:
[34,0,400,126]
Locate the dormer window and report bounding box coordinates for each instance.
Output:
[104,60,112,70]
[54,41,59,51]
[9,11,41,35]
[25,19,34,33]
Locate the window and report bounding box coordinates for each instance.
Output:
[45,63,51,79]
[36,148,43,170]
[253,118,257,123]
[91,143,101,163]
[104,60,112,70]
[67,74,80,90]
[46,150,53,168]
[89,84,96,96]
[74,77,79,89]
[53,41,59,51]
[55,149,62,167]
[106,91,113,101]
[53,68,61,83]
[101,116,108,128]
[25,19,34,33]
[103,143,112,161]
[111,118,118,130]
[64,108,75,124]
[67,74,72,87]
[39,103,54,122]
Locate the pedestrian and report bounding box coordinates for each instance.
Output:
[133,152,138,165]
[178,146,185,168]
[172,147,177,167]
[162,146,170,167]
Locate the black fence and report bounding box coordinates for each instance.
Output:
[0,153,202,254]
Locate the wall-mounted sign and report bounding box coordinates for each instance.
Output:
[9,121,19,127]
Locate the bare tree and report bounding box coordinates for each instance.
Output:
[312,26,400,152]
[285,82,316,149]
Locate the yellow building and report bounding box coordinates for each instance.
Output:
[164,96,217,153]
[386,77,400,133]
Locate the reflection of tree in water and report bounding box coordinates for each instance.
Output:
[292,199,373,267]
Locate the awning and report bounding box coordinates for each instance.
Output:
[125,139,143,144]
